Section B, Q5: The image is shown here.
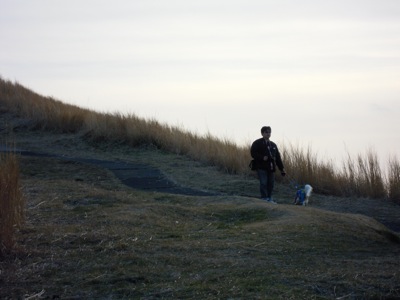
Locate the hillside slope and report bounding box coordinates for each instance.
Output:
[1,108,400,298]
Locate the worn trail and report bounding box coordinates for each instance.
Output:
[0,146,216,196]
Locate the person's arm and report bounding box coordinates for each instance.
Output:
[250,140,264,161]
[275,147,286,176]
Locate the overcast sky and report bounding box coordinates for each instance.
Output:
[1,0,399,169]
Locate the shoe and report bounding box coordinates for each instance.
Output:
[262,197,277,204]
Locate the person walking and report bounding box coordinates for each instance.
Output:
[251,126,286,203]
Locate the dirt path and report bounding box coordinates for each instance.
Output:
[0,146,217,196]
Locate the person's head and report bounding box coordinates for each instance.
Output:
[261,126,271,139]
[261,126,271,134]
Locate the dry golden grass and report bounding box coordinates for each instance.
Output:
[0,151,24,254]
[1,76,399,202]
[388,155,400,203]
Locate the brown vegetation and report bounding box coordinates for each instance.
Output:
[0,151,24,254]
[3,77,398,202]
[388,155,400,202]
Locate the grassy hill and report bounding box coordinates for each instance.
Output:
[1,79,400,299]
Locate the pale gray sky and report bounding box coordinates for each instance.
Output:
[1,0,399,169]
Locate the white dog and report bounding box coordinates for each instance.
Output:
[294,184,313,206]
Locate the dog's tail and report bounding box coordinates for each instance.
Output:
[304,184,313,197]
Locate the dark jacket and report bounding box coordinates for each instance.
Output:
[250,138,284,172]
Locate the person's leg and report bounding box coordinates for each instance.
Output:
[266,171,275,198]
[257,169,268,199]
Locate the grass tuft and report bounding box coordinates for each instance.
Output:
[388,155,400,204]
[0,150,24,254]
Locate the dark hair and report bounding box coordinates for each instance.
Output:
[261,126,271,133]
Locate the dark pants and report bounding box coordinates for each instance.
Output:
[257,169,275,199]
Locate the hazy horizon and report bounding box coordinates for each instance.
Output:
[1,0,399,167]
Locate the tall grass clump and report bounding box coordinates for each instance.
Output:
[281,143,316,185]
[0,152,24,254]
[387,156,400,204]
[340,150,386,199]
[340,152,359,196]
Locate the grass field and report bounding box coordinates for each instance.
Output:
[1,78,400,299]
[1,110,400,299]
